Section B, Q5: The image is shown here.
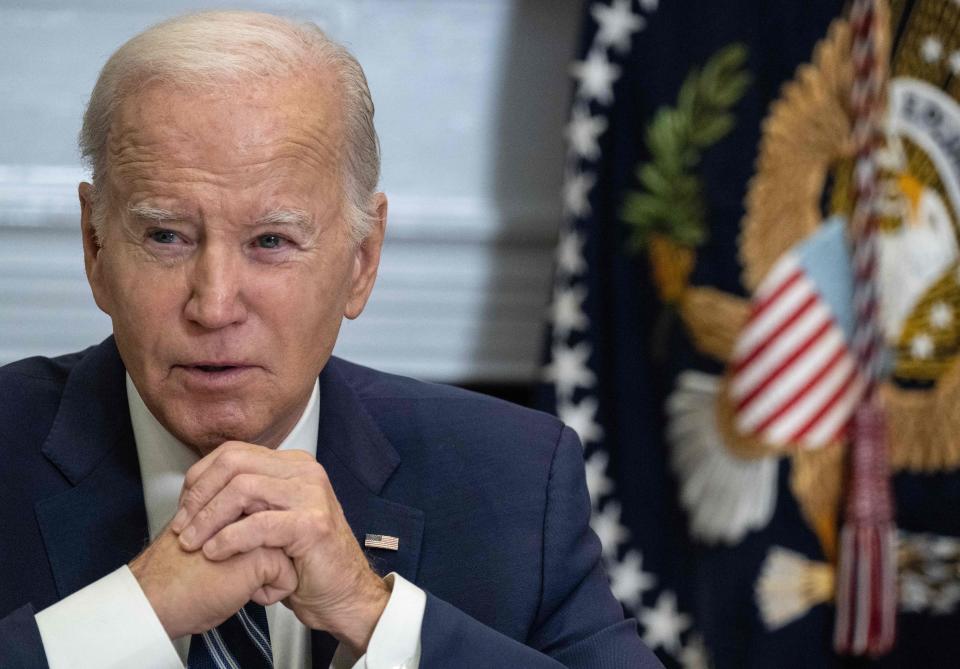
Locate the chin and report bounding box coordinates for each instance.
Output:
[165,403,263,454]
[176,424,262,456]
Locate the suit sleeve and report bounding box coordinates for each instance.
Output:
[0,604,49,669]
[418,426,663,668]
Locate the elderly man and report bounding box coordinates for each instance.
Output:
[0,11,660,669]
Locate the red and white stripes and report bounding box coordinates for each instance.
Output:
[729,255,864,450]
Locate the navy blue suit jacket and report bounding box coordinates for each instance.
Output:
[0,338,661,668]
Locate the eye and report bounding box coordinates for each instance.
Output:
[255,234,285,249]
[148,229,180,244]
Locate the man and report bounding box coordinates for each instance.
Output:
[0,11,661,669]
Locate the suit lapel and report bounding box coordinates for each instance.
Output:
[32,341,423,666]
[35,338,148,599]
[311,359,425,668]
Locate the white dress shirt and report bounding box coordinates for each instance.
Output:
[35,375,425,669]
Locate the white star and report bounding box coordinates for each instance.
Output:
[608,549,656,609]
[639,591,692,655]
[930,301,953,330]
[584,450,614,505]
[559,395,603,446]
[639,0,659,11]
[591,500,630,557]
[565,104,608,160]
[678,633,710,669]
[571,48,621,105]
[592,0,645,54]
[563,170,596,218]
[950,51,960,75]
[551,284,588,338]
[543,341,596,399]
[556,229,587,277]
[910,333,935,360]
[922,36,943,63]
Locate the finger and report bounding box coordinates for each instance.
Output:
[181,441,257,497]
[178,442,313,507]
[252,585,289,606]
[174,441,258,525]
[174,446,314,532]
[248,547,298,604]
[179,474,302,550]
[202,508,333,561]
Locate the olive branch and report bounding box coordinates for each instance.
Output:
[621,43,751,251]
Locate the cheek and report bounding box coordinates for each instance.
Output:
[253,266,349,346]
[103,255,185,337]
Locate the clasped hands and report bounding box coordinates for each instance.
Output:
[129,442,389,656]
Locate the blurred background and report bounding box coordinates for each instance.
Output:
[6,1,960,668]
[0,0,578,386]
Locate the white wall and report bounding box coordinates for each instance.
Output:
[0,0,580,382]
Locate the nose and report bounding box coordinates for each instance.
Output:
[183,243,248,330]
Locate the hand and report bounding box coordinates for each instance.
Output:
[129,525,297,639]
[170,441,391,656]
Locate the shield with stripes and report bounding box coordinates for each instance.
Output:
[728,217,866,450]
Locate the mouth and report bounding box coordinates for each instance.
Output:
[194,364,240,372]
[173,362,258,389]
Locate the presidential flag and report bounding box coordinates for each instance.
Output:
[543,1,960,667]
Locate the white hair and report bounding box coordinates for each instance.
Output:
[79,11,380,243]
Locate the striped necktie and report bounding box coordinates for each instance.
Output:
[187,602,273,669]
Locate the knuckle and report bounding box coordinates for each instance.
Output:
[254,545,280,570]
[216,523,237,545]
[232,472,257,495]
[182,485,207,512]
[303,509,330,537]
[195,501,217,525]
[183,465,201,490]
[306,464,329,484]
[219,449,245,472]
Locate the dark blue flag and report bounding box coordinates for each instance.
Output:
[542,1,960,667]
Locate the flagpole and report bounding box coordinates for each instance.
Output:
[833,0,897,656]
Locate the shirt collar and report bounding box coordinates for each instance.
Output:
[126,374,320,539]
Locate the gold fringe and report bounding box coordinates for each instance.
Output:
[678,286,750,361]
[884,366,960,472]
[714,375,784,460]
[790,447,845,563]
[739,18,855,291]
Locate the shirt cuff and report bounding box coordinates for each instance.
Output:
[331,573,425,669]
[35,565,183,669]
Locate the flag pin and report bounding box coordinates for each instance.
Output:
[364,533,399,551]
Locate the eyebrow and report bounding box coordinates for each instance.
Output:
[126,204,316,236]
[127,204,186,222]
[256,208,315,236]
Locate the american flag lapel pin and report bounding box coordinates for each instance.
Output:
[365,533,400,551]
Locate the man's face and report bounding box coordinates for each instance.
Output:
[80,74,385,454]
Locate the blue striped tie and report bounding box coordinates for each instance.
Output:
[187,602,273,669]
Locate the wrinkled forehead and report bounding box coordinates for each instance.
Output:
[104,72,346,197]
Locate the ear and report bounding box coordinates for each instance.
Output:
[79,182,114,316]
[344,192,387,320]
